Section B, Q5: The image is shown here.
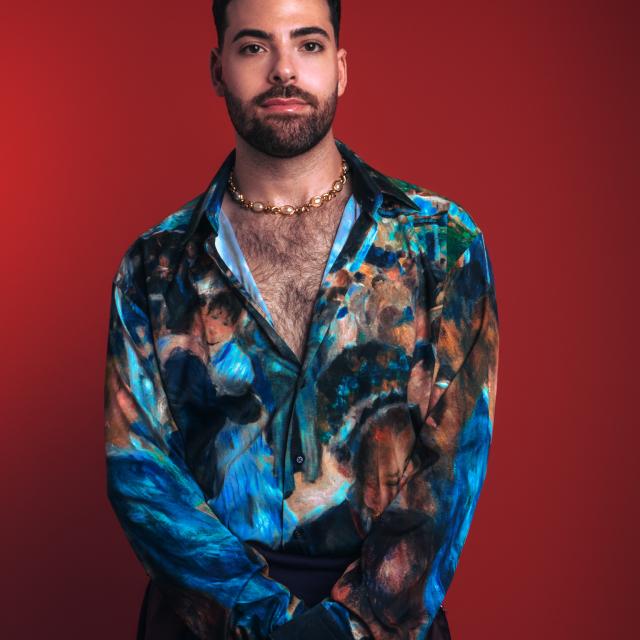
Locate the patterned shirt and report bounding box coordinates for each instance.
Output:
[104,139,500,640]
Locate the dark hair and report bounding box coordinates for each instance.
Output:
[206,290,243,324]
[212,0,341,49]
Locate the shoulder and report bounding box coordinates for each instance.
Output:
[138,193,203,240]
[350,146,483,254]
[376,168,485,270]
[111,192,204,295]
[376,170,497,297]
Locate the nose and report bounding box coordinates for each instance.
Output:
[268,48,297,85]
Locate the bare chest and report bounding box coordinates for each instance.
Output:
[225,198,348,360]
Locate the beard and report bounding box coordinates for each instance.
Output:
[223,83,338,158]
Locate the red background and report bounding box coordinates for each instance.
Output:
[2,0,638,637]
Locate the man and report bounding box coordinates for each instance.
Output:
[103,1,500,639]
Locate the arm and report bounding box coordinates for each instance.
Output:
[271,230,500,640]
[104,242,305,639]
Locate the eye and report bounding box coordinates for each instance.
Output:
[240,43,266,55]
[302,41,324,53]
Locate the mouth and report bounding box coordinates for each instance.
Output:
[260,98,309,113]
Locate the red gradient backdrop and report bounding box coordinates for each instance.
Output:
[1,1,638,638]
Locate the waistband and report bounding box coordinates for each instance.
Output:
[249,542,360,607]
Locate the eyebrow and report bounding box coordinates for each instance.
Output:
[231,26,331,44]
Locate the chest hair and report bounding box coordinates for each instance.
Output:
[224,191,351,360]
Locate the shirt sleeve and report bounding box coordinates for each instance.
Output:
[104,242,306,639]
[270,230,500,640]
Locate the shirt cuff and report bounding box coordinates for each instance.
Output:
[269,603,352,640]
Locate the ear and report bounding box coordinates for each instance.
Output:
[336,48,348,98]
[209,48,225,97]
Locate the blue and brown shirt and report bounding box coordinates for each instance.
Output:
[104,139,500,640]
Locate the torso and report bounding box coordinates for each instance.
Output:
[222,186,353,361]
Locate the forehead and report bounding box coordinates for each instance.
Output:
[226,0,332,35]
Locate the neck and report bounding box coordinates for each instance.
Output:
[231,132,344,206]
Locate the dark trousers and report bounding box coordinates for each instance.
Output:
[137,548,452,640]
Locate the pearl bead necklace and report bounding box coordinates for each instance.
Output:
[227,159,349,216]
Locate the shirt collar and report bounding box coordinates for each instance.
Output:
[334,139,421,216]
[189,138,420,238]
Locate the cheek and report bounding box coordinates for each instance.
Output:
[310,67,339,95]
[293,55,337,89]
[363,481,381,511]
[204,318,219,333]
[218,324,232,337]
[212,320,223,333]
[224,58,270,90]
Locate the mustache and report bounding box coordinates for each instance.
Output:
[252,85,319,108]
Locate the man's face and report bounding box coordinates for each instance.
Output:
[210,0,347,158]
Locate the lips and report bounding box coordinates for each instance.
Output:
[261,98,308,108]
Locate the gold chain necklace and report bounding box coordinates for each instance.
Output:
[227,158,349,216]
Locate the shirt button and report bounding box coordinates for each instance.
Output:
[295,455,305,464]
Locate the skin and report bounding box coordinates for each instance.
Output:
[209,0,348,208]
[204,306,236,346]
